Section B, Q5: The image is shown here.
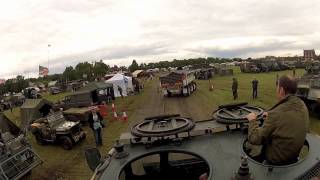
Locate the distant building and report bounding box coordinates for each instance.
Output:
[304,49,316,60]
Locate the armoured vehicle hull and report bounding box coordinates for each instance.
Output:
[297,62,320,118]
[93,131,320,180]
[86,107,320,180]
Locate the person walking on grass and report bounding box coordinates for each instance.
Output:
[252,78,259,99]
[232,78,238,100]
[118,85,123,98]
[88,107,104,146]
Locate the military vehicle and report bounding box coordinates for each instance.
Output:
[159,70,197,97]
[277,61,290,71]
[256,62,269,72]
[49,87,61,95]
[190,64,214,80]
[239,62,260,73]
[23,87,42,99]
[30,111,86,150]
[63,107,92,123]
[295,60,307,69]
[10,94,26,107]
[0,113,42,180]
[215,63,234,76]
[20,99,53,132]
[265,61,280,71]
[85,103,320,180]
[58,82,114,109]
[194,68,214,80]
[296,62,320,117]
[0,101,10,112]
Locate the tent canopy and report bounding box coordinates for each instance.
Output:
[20,99,53,131]
[0,113,20,136]
[106,74,133,97]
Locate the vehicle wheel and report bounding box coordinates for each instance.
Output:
[35,133,46,145]
[81,132,87,140]
[193,82,197,90]
[167,90,172,97]
[60,136,73,150]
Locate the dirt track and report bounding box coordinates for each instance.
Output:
[128,78,214,128]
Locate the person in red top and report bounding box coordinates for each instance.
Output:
[98,101,108,118]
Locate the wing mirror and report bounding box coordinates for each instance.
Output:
[85,147,101,171]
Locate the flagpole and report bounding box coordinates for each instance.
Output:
[48,44,51,74]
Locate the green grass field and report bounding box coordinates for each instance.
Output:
[195,67,319,133]
[3,67,320,179]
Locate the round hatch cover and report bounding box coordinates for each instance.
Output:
[131,114,195,137]
[213,102,264,124]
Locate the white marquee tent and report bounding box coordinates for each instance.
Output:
[105,74,133,97]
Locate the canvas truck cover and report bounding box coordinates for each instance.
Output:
[0,113,20,136]
[79,82,113,92]
[20,99,53,131]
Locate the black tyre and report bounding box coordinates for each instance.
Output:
[167,90,172,97]
[193,82,197,90]
[35,133,46,145]
[81,132,87,140]
[60,136,73,150]
[187,86,191,96]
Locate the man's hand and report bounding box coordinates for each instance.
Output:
[263,112,268,118]
[246,113,257,122]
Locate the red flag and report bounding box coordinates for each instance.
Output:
[39,65,49,77]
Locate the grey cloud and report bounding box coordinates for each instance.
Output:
[1,0,320,79]
[186,38,320,58]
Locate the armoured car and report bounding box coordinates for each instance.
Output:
[296,62,320,117]
[0,113,42,180]
[85,103,320,180]
[30,111,86,150]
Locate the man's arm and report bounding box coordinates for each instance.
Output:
[247,113,277,145]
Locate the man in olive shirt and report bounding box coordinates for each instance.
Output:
[246,75,309,165]
[232,78,238,100]
[252,78,259,99]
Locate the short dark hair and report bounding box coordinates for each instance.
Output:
[278,75,297,95]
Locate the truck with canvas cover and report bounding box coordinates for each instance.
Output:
[0,113,42,180]
[20,99,53,132]
[58,82,114,109]
[159,70,197,97]
[239,62,260,73]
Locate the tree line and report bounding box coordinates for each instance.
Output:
[0,57,238,94]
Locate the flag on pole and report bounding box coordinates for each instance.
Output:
[39,65,49,77]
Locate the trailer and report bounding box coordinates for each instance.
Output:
[0,113,42,180]
[159,70,197,97]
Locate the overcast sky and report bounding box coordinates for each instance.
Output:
[1,0,320,79]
